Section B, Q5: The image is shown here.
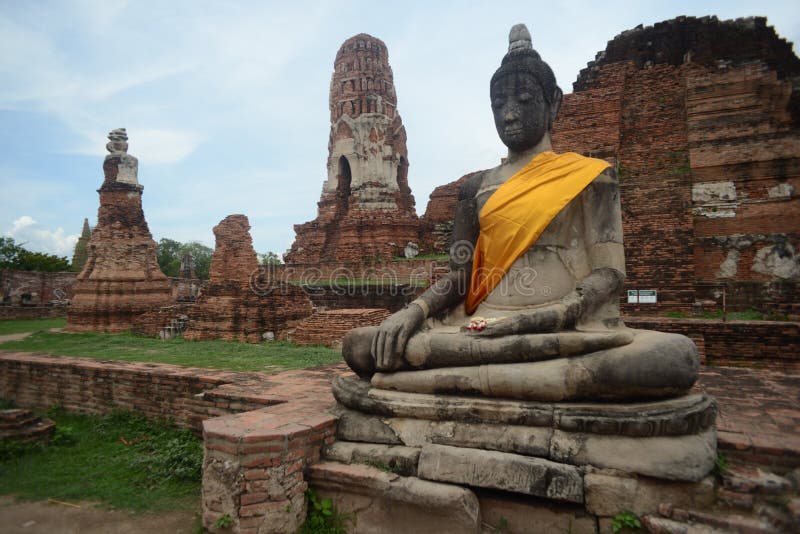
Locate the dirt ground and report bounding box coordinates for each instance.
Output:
[0,496,198,534]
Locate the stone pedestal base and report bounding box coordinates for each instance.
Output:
[332,375,718,482]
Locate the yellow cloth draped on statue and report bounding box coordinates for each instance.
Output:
[465,151,610,314]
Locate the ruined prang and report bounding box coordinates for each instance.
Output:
[67,128,173,332]
[285,34,420,264]
[183,214,313,342]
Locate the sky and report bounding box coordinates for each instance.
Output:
[1,0,798,259]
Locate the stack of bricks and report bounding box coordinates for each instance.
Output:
[183,215,313,343]
[67,129,172,332]
[290,308,391,347]
[285,33,420,264]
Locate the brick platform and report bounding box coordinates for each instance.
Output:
[1,350,798,532]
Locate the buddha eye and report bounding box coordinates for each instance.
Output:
[518,92,533,103]
[492,98,505,110]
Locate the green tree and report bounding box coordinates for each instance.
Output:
[156,238,213,280]
[258,251,283,266]
[0,237,70,272]
[156,238,183,278]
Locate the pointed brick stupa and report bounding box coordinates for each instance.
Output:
[70,218,92,272]
[67,128,172,332]
[285,34,420,264]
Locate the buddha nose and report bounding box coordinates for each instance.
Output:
[504,106,518,122]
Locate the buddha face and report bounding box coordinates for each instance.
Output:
[491,72,550,152]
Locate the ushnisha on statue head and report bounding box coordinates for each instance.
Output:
[490,24,562,152]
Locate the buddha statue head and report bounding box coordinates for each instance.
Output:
[490,24,563,152]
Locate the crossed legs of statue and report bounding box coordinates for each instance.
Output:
[343,326,699,402]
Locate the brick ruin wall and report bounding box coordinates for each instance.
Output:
[184,215,314,343]
[550,16,800,316]
[290,308,391,347]
[0,270,76,305]
[623,316,800,369]
[0,354,273,432]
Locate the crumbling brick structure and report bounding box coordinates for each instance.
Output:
[67,128,173,332]
[183,215,313,343]
[286,33,420,264]
[552,15,800,316]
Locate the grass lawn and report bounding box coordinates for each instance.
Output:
[0,408,201,513]
[0,317,66,335]
[0,331,341,373]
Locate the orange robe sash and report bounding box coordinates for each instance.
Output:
[465,151,610,315]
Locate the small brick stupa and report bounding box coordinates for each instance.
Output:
[183,214,313,343]
[67,128,172,332]
[285,33,420,264]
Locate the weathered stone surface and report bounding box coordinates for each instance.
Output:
[584,470,715,517]
[334,376,716,437]
[286,33,420,264]
[323,441,420,476]
[307,461,481,534]
[183,215,313,342]
[67,128,172,332]
[332,405,551,456]
[478,490,598,534]
[552,427,716,481]
[417,444,584,503]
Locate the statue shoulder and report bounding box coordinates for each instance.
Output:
[595,165,618,184]
[458,170,488,201]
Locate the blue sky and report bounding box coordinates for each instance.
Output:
[1,1,798,259]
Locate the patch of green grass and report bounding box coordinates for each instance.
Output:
[664,309,788,321]
[393,254,450,262]
[0,409,201,512]
[0,331,341,373]
[298,488,353,534]
[0,317,66,335]
[611,510,641,532]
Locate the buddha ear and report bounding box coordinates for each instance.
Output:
[548,87,563,128]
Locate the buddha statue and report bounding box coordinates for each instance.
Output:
[342,24,699,402]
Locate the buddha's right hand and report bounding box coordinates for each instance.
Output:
[372,303,426,371]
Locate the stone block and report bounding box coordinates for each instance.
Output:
[307,461,480,534]
[478,490,597,534]
[551,427,717,481]
[323,441,420,476]
[417,444,583,503]
[584,470,715,517]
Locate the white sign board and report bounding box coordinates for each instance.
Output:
[627,290,657,304]
[638,290,657,304]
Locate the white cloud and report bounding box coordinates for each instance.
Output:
[6,216,79,258]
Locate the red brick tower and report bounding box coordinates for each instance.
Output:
[286,34,420,264]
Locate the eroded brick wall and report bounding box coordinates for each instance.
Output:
[623,317,800,369]
[0,270,76,305]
